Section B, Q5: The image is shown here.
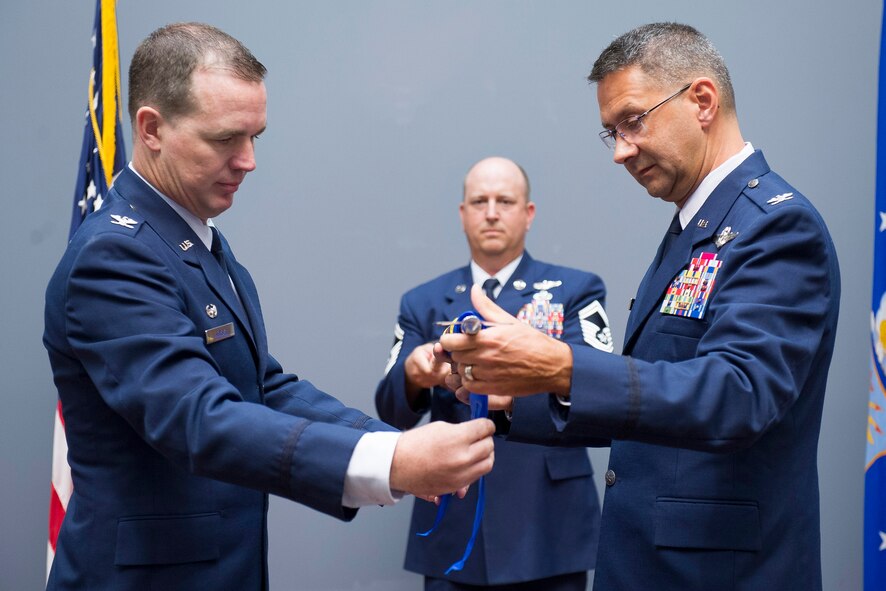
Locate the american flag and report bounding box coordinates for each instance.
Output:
[48,0,126,576]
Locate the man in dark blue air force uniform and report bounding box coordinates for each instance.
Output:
[441,24,840,591]
[377,156,612,591]
[43,23,495,591]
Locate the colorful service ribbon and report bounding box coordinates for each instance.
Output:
[417,310,488,574]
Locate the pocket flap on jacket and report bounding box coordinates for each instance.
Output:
[545,449,593,481]
[115,512,221,566]
[654,497,760,551]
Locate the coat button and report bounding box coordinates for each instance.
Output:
[605,469,616,486]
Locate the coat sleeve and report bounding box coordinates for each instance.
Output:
[509,269,613,447]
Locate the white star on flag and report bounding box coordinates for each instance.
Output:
[880,531,886,551]
[880,211,886,231]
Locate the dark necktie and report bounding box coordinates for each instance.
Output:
[482,278,500,301]
[210,227,230,276]
[655,213,683,271]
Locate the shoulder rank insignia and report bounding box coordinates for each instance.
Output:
[714,226,739,248]
[766,192,794,206]
[578,300,613,352]
[110,214,138,229]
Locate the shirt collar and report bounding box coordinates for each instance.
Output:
[470,254,523,297]
[127,162,215,250]
[677,142,754,229]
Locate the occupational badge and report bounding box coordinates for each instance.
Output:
[660,252,722,320]
[714,226,739,248]
[205,304,218,319]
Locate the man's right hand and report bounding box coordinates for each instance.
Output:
[403,342,451,409]
[389,418,495,499]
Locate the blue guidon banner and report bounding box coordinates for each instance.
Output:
[866,5,886,589]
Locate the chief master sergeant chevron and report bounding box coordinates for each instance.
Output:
[441,23,841,591]
[376,156,612,591]
[42,22,494,591]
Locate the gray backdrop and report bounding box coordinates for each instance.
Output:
[0,1,876,589]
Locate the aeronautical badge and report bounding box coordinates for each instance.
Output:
[714,226,739,248]
[109,214,138,229]
[660,252,722,319]
[767,192,794,205]
[517,286,564,339]
[383,322,405,375]
[578,300,613,352]
[533,279,562,291]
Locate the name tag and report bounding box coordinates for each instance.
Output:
[205,322,235,345]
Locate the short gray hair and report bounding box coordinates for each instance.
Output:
[588,23,735,112]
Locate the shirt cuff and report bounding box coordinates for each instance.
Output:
[341,431,404,508]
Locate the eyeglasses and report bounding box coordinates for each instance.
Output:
[598,83,692,150]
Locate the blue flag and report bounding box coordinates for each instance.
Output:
[866,5,886,589]
[69,0,126,237]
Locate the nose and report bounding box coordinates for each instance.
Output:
[231,138,257,172]
[612,135,638,165]
[485,199,499,220]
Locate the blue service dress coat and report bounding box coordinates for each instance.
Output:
[375,254,612,585]
[508,151,841,591]
[43,168,393,591]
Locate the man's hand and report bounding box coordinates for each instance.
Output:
[403,342,451,409]
[440,285,574,398]
[389,418,495,499]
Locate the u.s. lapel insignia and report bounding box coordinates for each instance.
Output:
[697,219,709,228]
[714,226,739,248]
[205,304,218,319]
[578,300,614,352]
[767,192,794,205]
[517,283,564,338]
[109,214,138,229]
[455,284,467,294]
[660,252,722,319]
[180,239,194,251]
[512,279,527,291]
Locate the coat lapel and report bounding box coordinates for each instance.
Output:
[112,169,261,359]
[623,151,772,352]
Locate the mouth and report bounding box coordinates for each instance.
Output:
[217,181,241,194]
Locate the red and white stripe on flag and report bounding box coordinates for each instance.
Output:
[48,401,72,573]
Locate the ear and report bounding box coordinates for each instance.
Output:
[135,106,164,152]
[691,78,719,128]
[525,201,536,231]
[459,201,467,228]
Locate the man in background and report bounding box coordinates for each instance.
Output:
[377,156,612,590]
